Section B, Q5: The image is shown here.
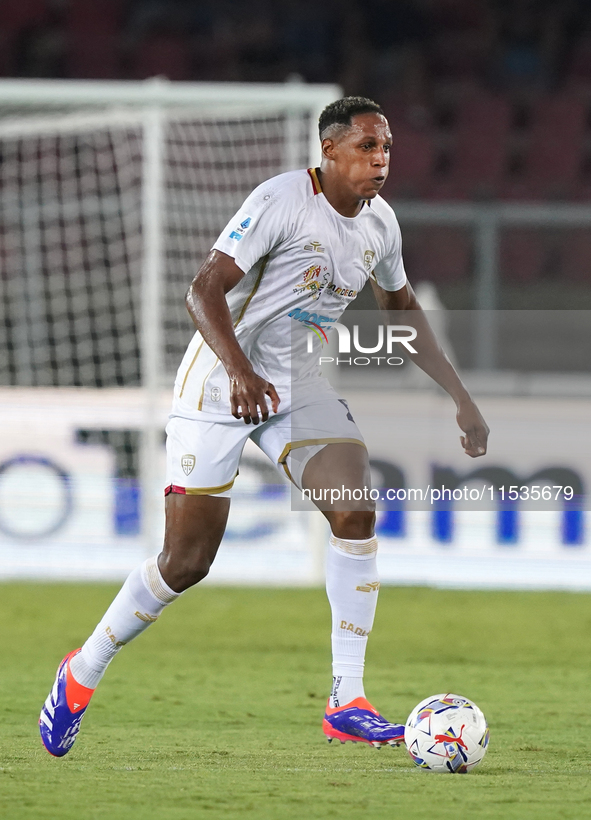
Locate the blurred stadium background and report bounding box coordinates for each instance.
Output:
[0,0,590,588]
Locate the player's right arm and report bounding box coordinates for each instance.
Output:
[185,250,280,425]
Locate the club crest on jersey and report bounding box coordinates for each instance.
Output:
[304,240,325,253]
[363,249,375,271]
[229,217,252,241]
[181,454,196,476]
[210,387,221,402]
[293,264,331,301]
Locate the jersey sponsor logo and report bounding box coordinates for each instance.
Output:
[288,308,335,344]
[326,282,357,298]
[307,322,329,343]
[294,264,358,302]
[293,263,331,300]
[229,217,252,241]
[304,240,325,253]
[363,249,375,271]
[181,454,196,475]
[288,308,336,329]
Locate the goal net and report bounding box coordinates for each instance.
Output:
[0,79,338,389]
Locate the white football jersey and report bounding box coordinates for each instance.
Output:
[173,168,407,417]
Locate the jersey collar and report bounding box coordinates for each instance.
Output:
[307,167,372,211]
[307,167,322,195]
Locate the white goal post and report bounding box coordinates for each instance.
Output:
[0,78,340,561]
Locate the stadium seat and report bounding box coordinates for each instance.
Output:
[382,119,435,199]
[131,33,193,82]
[560,229,591,283]
[65,0,121,37]
[499,229,548,283]
[502,95,587,200]
[0,32,11,77]
[1,0,51,77]
[2,0,46,31]
[67,33,120,80]
[401,226,471,284]
[427,33,485,84]
[529,95,586,198]
[426,0,490,88]
[566,33,591,87]
[64,0,122,79]
[450,94,512,199]
[431,0,490,30]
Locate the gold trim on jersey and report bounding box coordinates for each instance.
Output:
[197,356,220,412]
[179,339,205,399]
[233,253,270,328]
[277,437,366,484]
[196,254,270,411]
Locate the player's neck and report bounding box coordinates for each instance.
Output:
[316,168,364,218]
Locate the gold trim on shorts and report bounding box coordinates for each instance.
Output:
[166,473,238,496]
[185,475,237,495]
[277,437,366,465]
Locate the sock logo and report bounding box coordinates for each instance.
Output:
[134,611,159,623]
[356,581,380,592]
[340,620,370,637]
[181,454,196,476]
[105,626,126,648]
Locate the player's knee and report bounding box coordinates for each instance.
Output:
[330,509,375,540]
[182,558,212,587]
[158,552,212,592]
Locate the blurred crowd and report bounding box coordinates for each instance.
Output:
[4,0,591,201]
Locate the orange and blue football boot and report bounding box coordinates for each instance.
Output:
[323,697,405,748]
[39,649,95,757]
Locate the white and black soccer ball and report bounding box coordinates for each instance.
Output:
[404,693,490,773]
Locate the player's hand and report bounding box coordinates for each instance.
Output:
[456,398,489,458]
[229,367,280,424]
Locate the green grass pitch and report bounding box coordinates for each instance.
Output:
[1,583,591,820]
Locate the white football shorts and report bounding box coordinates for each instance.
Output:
[165,394,365,498]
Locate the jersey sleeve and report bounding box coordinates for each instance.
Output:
[212,178,291,274]
[371,210,407,292]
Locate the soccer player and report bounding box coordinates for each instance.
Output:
[39,96,489,756]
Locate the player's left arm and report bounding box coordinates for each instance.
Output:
[370,279,489,458]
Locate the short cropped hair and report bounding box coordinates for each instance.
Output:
[318,96,384,141]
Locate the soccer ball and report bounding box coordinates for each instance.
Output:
[404,693,489,773]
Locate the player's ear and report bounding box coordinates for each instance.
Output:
[321,138,336,160]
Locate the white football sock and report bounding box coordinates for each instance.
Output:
[69,556,180,689]
[326,533,380,708]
